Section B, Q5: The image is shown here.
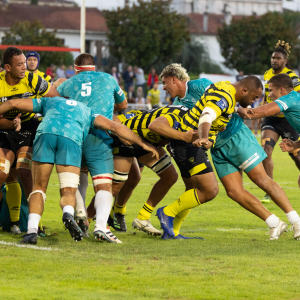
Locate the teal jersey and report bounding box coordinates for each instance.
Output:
[213,113,244,149]
[57,71,125,120]
[32,97,96,147]
[172,78,213,109]
[275,90,300,132]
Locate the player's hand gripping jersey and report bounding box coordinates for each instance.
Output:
[117,106,189,145]
[264,67,300,118]
[180,81,236,145]
[0,71,50,123]
[57,71,125,120]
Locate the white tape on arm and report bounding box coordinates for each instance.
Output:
[199,107,217,125]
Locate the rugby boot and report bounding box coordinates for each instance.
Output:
[108,213,127,232]
[93,224,122,243]
[132,218,162,236]
[269,220,288,240]
[20,233,38,245]
[156,206,175,237]
[62,212,83,242]
[10,225,21,234]
[261,194,271,203]
[161,232,204,240]
[292,220,300,240]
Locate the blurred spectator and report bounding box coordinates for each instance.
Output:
[127,85,136,103]
[111,66,122,84]
[147,82,161,109]
[122,65,135,93]
[134,66,146,96]
[56,64,66,79]
[136,86,145,104]
[46,64,56,80]
[147,68,159,89]
[66,65,75,79]
[236,70,244,82]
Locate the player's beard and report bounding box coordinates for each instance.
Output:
[239,95,251,108]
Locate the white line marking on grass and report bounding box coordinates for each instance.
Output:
[0,241,60,251]
[182,228,267,233]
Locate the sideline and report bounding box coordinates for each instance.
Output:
[0,240,60,251]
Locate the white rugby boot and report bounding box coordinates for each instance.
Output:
[10,225,21,234]
[132,218,162,236]
[93,224,122,243]
[269,220,288,240]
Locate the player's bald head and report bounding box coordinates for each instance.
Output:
[238,75,263,92]
[74,53,95,66]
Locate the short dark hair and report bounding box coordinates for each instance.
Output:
[268,73,294,90]
[239,75,263,91]
[74,53,95,66]
[2,47,23,66]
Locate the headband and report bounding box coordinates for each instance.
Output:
[74,65,95,72]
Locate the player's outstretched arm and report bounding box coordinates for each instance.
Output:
[93,115,159,159]
[246,102,281,119]
[44,84,61,97]
[0,99,34,115]
[149,116,198,143]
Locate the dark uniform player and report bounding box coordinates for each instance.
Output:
[107,106,195,235]
[261,40,300,203]
[0,47,59,233]
[26,51,53,84]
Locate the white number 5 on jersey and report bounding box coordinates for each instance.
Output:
[81,82,92,97]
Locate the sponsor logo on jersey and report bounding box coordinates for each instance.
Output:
[173,121,180,130]
[22,92,34,98]
[292,78,300,87]
[39,79,49,94]
[1,96,8,103]
[125,113,136,119]
[216,98,228,110]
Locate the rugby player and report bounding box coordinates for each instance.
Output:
[149,65,263,238]
[55,53,129,241]
[0,47,59,234]
[153,65,300,240]
[26,51,53,83]
[107,66,213,234]
[261,40,300,203]
[0,96,158,244]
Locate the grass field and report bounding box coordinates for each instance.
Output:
[1,140,300,300]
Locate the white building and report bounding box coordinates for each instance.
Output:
[0,3,107,68]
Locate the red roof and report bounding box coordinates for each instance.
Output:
[0,4,107,32]
[187,13,243,35]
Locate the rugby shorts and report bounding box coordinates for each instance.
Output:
[169,139,213,178]
[211,124,267,179]
[261,116,299,141]
[33,133,82,167]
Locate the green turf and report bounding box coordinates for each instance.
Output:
[1,142,300,300]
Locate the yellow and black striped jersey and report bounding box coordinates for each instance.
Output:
[264,67,300,118]
[36,70,53,84]
[117,105,189,144]
[0,71,51,123]
[180,81,236,145]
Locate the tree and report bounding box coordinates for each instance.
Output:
[1,20,73,71]
[217,12,298,74]
[104,0,190,71]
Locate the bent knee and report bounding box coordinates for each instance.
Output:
[204,185,219,201]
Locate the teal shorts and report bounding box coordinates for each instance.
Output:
[211,124,267,179]
[33,134,82,167]
[81,129,114,176]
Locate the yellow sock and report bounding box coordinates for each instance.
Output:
[38,219,43,230]
[137,203,154,220]
[164,189,201,217]
[114,204,126,215]
[173,209,191,236]
[6,181,22,224]
[88,218,93,223]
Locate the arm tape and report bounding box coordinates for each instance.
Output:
[199,107,217,125]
